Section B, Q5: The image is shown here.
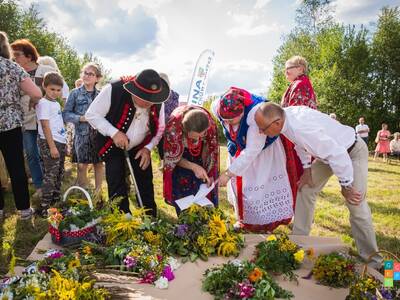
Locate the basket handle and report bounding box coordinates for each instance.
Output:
[362,250,400,277]
[62,186,93,210]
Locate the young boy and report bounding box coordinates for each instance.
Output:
[36,71,66,216]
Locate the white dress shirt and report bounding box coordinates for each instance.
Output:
[85,84,165,151]
[355,124,369,138]
[211,101,267,176]
[282,106,356,186]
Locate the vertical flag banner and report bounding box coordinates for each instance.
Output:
[187,49,215,106]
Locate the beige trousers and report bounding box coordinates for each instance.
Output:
[292,136,382,267]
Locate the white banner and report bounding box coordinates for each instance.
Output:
[187,49,215,106]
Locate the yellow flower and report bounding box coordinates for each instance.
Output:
[209,214,227,237]
[248,267,263,282]
[217,235,238,256]
[306,248,315,258]
[294,249,305,263]
[188,204,201,214]
[82,246,92,255]
[197,235,207,247]
[143,231,161,245]
[68,258,81,269]
[266,235,277,242]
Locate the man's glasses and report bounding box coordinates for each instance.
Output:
[259,118,281,132]
[285,65,299,71]
[81,71,96,77]
[12,51,25,57]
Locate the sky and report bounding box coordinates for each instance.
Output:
[20,0,400,98]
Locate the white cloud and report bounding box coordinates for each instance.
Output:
[333,0,399,24]
[254,0,272,9]
[227,13,284,37]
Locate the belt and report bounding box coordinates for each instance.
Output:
[347,139,357,154]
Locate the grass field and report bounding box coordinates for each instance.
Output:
[1,147,399,275]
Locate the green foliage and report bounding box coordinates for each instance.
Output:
[268,3,400,146]
[0,0,109,88]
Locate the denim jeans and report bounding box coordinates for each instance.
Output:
[23,130,43,189]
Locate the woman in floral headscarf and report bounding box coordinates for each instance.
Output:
[163,106,219,215]
[213,87,298,232]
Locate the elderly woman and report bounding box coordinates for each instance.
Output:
[213,87,298,232]
[0,32,42,219]
[281,55,317,109]
[163,106,219,215]
[390,132,400,159]
[10,39,54,196]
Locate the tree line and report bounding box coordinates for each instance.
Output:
[0,0,109,88]
[268,1,400,145]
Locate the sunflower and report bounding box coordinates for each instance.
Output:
[248,267,263,282]
[266,234,277,242]
[217,235,238,256]
[68,258,81,269]
[82,246,92,255]
[208,214,227,237]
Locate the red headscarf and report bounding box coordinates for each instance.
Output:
[217,87,253,119]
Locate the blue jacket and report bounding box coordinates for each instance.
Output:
[63,85,99,135]
[217,94,278,157]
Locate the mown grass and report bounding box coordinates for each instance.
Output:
[1,148,399,275]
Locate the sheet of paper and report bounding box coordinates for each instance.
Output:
[194,197,214,207]
[193,179,218,202]
[175,195,195,211]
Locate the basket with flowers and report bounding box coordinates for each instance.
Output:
[47,186,103,246]
[253,234,305,281]
[346,250,400,300]
[202,260,293,300]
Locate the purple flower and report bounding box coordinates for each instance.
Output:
[162,265,175,281]
[379,288,394,300]
[48,251,64,259]
[123,256,137,269]
[237,280,255,299]
[175,224,189,237]
[39,266,51,273]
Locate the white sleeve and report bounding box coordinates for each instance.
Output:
[299,130,354,186]
[36,100,50,120]
[145,103,165,151]
[62,81,69,99]
[85,84,119,138]
[228,123,266,176]
[295,144,312,168]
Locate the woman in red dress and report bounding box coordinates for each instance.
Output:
[280,56,318,190]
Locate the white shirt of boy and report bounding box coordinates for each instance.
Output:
[36,98,66,144]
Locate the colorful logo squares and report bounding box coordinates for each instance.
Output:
[384,260,400,287]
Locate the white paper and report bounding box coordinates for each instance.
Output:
[174,180,217,211]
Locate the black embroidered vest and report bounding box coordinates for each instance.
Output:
[96,80,161,160]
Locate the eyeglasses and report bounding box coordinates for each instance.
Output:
[81,71,96,77]
[259,118,281,132]
[285,65,299,71]
[12,51,25,57]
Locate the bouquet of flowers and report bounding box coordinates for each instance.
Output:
[87,238,180,289]
[164,204,245,262]
[346,274,400,300]
[253,234,304,281]
[0,249,109,300]
[312,252,356,288]
[202,260,293,300]
[47,198,104,246]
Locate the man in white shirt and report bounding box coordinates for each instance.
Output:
[86,69,169,217]
[255,102,382,268]
[355,117,370,146]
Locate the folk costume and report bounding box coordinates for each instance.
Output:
[163,105,219,213]
[213,87,298,232]
[86,69,169,216]
[284,106,382,268]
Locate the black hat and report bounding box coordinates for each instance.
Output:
[123,69,170,104]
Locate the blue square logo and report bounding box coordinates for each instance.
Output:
[385,260,394,270]
[394,272,400,281]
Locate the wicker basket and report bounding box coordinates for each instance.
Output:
[49,186,98,246]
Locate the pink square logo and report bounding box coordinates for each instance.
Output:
[394,262,400,272]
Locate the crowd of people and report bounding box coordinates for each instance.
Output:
[2,30,397,270]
